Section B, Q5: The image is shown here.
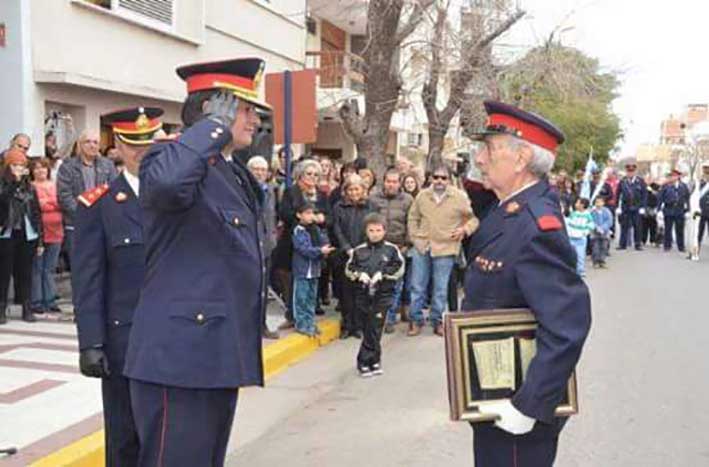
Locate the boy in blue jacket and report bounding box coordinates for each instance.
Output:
[590,197,613,268]
[292,203,335,336]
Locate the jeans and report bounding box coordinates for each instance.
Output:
[569,236,588,276]
[408,249,455,327]
[385,279,404,325]
[293,277,317,334]
[31,243,61,310]
[590,236,609,264]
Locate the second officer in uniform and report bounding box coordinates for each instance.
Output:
[73,107,164,467]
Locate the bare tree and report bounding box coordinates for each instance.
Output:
[421,0,525,169]
[338,0,436,176]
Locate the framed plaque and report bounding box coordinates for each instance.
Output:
[444,309,578,422]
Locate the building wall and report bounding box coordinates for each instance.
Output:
[0,0,307,152]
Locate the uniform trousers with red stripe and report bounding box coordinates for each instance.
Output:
[472,424,559,467]
[129,380,238,467]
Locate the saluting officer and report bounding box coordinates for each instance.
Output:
[617,161,647,251]
[659,168,690,252]
[73,107,164,467]
[123,59,268,467]
[463,101,592,467]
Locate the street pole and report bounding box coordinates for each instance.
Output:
[284,70,293,188]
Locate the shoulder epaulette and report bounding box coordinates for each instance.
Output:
[77,184,110,208]
[537,215,563,231]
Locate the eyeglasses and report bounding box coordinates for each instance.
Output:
[14,144,29,151]
[432,175,449,181]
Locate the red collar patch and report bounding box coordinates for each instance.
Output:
[537,215,562,231]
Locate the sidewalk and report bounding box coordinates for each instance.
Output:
[0,283,340,466]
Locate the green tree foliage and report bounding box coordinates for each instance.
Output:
[500,45,622,172]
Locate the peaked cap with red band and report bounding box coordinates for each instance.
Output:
[102,107,164,146]
[474,101,565,154]
[176,57,271,110]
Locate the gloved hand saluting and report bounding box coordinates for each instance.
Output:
[480,400,536,435]
[79,348,111,378]
[203,91,239,128]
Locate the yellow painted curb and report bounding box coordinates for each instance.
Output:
[30,319,341,467]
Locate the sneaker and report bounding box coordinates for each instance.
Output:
[358,366,373,378]
[371,363,384,376]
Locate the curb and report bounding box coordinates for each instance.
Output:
[29,319,341,467]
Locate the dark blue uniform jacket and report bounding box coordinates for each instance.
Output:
[659,182,690,217]
[462,181,592,434]
[123,118,266,389]
[618,176,647,211]
[73,174,145,371]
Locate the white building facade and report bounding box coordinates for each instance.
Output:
[0,0,307,154]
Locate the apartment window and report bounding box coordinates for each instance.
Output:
[82,0,173,26]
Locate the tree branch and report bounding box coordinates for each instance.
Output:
[395,0,436,45]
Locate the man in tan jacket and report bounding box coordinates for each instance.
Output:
[407,165,478,336]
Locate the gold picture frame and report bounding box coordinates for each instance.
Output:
[444,308,578,422]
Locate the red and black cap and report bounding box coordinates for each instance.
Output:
[668,168,682,176]
[176,57,270,110]
[102,107,163,146]
[473,101,565,154]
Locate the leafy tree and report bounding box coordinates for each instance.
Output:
[500,45,622,172]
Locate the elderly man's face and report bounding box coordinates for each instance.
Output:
[80,134,100,160]
[474,134,521,194]
[11,135,31,154]
[249,163,269,183]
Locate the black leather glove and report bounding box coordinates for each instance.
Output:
[79,348,110,378]
[203,91,239,128]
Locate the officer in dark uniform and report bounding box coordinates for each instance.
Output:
[698,162,709,247]
[463,101,592,467]
[123,58,268,467]
[73,106,164,467]
[617,161,647,250]
[659,168,690,252]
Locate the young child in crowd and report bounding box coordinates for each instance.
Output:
[565,198,595,277]
[292,203,335,337]
[345,213,404,377]
[590,197,613,268]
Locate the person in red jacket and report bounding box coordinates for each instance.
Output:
[30,158,64,314]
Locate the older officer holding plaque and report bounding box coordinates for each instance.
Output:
[461,101,592,466]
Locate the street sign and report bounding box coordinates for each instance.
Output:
[265,70,317,145]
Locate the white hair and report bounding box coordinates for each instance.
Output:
[508,136,555,178]
[292,159,322,181]
[247,155,269,170]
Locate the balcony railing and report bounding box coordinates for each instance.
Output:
[306,51,365,91]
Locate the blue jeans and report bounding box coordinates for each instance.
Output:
[408,249,455,327]
[385,279,404,325]
[293,277,317,334]
[31,242,61,310]
[569,237,588,277]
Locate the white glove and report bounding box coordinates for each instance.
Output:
[480,400,536,435]
[358,273,371,285]
[616,208,622,215]
[370,271,383,285]
[639,208,646,216]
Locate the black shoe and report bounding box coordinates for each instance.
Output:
[678,249,686,253]
[351,330,362,339]
[635,246,643,251]
[321,298,331,306]
[48,305,62,313]
[31,307,45,315]
[21,303,37,323]
[315,307,325,316]
[0,305,6,325]
[340,329,351,339]
[616,247,627,251]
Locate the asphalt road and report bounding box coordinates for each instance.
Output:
[227,246,709,467]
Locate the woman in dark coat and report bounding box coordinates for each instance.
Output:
[272,159,330,327]
[0,149,44,324]
[332,174,372,338]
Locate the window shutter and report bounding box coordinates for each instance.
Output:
[119,0,172,24]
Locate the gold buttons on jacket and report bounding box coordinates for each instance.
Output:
[196,312,205,324]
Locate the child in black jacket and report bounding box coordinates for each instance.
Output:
[345,213,404,377]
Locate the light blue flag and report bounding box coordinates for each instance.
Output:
[579,150,596,200]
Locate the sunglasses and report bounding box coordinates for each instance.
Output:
[432,175,449,181]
